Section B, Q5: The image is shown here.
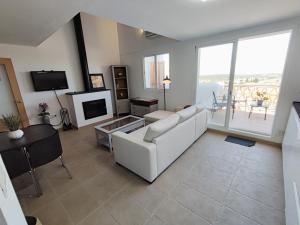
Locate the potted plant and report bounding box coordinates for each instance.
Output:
[256,91,269,106]
[38,102,50,124]
[2,113,24,139]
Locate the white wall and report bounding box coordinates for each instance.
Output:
[117,16,300,142]
[0,14,121,126]
[117,24,180,109]
[81,13,121,112]
[0,21,83,126]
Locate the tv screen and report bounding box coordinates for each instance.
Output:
[31,71,69,91]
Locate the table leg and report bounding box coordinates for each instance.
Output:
[265,107,267,120]
[248,107,253,119]
[59,155,73,179]
[108,134,113,152]
[23,147,42,197]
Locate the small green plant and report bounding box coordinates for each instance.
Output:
[2,113,21,131]
[256,91,269,101]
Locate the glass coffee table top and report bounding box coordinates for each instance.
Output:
[95,116,142,132]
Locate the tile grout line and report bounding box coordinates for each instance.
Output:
[77,179,131,225]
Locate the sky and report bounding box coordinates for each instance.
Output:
[198,31,291,76]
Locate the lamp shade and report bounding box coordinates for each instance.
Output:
[163,76,172,85]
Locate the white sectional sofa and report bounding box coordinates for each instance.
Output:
[112,105,208,182]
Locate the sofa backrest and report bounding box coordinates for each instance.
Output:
[195,104,205,113]
[176,106,197,123]
[195,109,208,140]
[143,114,180,142]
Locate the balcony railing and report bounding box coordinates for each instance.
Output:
[220,84,280,113]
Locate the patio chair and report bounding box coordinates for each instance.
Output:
[212,91,235,119]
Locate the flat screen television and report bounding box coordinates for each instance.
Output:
[31,71,69,91]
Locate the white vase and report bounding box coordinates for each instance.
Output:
[7,129,24,139]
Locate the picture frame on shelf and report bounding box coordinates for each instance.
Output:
[89,73,106,91]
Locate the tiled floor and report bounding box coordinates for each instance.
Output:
[14,124,285,225]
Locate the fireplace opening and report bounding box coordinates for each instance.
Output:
[82,99,107,120]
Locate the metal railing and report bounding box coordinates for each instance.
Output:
[224,84,280,112]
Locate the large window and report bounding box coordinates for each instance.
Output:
[196,30,291,136]
[144,53,170,89]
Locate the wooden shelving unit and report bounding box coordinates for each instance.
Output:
[111,65,130,115]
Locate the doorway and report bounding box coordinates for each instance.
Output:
[196,31,291,136]
[0,58,29,131]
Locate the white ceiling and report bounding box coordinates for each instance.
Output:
[1,0,300,46]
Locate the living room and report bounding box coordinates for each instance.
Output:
[1,1,300,225]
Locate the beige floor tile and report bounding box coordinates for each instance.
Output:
[79,207,118,225]
[154,198,210,225]
[235,167,284,193]
[120,181,166,214]
[214,207,260,225]
[171,148,206,170]
[152,163,191,193]
[105,190,151,225]
[110,203,150,225]
[47,169,80,196]
[232,177,284,211]
[183,173,230,203]
[34,200,73,225]
[206,156,240,174]
[241,158,283,178]
[225,190,285,225]
[21,179,57,214]
[60,186,99,224]
[191,162,234,186]
[245,148,282,166]
[83,167,131,205]
[68,157,105,183]
[171,184,222,223]
[145,216,165,225]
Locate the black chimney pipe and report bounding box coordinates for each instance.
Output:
[73,13,91,92]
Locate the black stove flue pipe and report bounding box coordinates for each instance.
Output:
[73,13,92,92]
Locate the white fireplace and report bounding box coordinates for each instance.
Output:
[66,90,113,128]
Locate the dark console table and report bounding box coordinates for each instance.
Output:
[130,98,158,117]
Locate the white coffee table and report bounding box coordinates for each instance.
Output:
[144,110,175,122]
[95,115,145,152]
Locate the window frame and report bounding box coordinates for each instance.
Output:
[143,53,170,90]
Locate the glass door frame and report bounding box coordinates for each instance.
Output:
[195,41,238,131]
[196,29,293,138]
[224,41,238,130]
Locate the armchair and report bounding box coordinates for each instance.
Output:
[212,91,235,119]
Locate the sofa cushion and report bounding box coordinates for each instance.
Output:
[195,104,205,113]
[144,110,175,122]
[143,114,180,142]
[130,125,149,140]
[176,106,196,123]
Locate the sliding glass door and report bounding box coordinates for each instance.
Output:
[229,32,291,135]
[196,43,233,126]
[197,31,291,136]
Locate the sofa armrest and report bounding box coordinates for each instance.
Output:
[112,131,157,182]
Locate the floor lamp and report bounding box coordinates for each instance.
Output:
[163,76,172,111]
